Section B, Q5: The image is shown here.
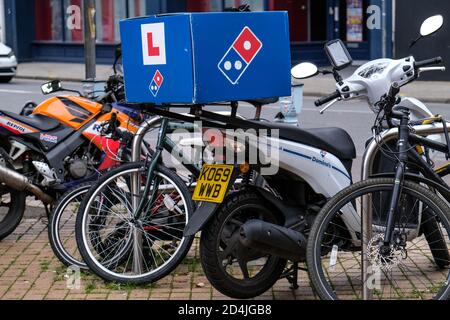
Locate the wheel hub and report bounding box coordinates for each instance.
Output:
[367,234,405,271]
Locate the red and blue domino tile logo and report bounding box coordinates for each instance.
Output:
[218,27,263,85]
[149,70,164,97]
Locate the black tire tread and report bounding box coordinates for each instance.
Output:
[200,190,286,299]
[48,183,92,269]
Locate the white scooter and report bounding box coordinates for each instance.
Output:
[184,15,447,299]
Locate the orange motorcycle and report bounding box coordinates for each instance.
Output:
[0,74,144,239]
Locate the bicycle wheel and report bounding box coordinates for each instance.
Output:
[76,162,194,284]
[48,183,91,269]
[307,178,450,300]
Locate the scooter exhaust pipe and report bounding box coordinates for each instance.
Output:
[239,220,307,262]
[0,165,54,204]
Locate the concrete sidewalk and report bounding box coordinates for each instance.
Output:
[16,62,113,83]
[16,62,450,104]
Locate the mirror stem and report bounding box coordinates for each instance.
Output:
[332,69,343,83]
[409,36,421,49]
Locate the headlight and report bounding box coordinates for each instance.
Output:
[7,51,15,58]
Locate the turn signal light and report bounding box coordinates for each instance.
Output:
[240,162,250,174]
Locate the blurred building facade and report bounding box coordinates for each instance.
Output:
[4,0,393,65]
[0,0,5,43]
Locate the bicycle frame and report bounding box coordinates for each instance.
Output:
[361,119,450,299]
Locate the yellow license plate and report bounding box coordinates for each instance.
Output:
[192,164,234,203]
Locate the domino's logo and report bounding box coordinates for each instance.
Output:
[141,22,166,65]
[218,27,263,85]
[149,70,164,97]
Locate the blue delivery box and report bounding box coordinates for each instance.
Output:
[120,12,291,104]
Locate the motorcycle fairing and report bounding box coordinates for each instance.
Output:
[33,96,103,129]
[27,126,75,151]
[0,115,38,135]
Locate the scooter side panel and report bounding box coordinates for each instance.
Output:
[274,138,352,199]
[274,138,361,241]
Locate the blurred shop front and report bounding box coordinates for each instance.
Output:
[185,0,392,65]
[4,0,392,65]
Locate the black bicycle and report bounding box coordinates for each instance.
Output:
[307,83,450,300]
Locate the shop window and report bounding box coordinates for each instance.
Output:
[64,0,83,42]
[339,0,368,42]
[187,0,222,12]
[128,0,146,17]
[186,1,265,12]
[94,0,127,43]
[34,0,63,41]
[224,0,265,11]
[270,0,309,42]
[35,0,135,44]
[310,0,327,42]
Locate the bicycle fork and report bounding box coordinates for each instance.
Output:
[383,111,410,247]
[130,117,169,274]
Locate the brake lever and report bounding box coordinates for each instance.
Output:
[418,66,446,75]
[320,98,341,115]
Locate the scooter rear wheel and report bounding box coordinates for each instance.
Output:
[200,190,286,299]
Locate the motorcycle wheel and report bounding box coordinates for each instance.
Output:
[200,190,286,299]
[0,188,26,240]
[0,156,26,241]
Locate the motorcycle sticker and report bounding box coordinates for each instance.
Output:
[218,27,263,85]
[0,116,37,134]
[40,133,58,144]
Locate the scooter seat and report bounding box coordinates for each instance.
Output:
[253,121,356,160]
[0,110,60,131]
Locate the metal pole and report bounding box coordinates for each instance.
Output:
[83,0,96,80]
[381,0,387,58]
[392,0,396,58]
[130,117,162,274]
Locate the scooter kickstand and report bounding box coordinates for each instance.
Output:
[288,263,299,290]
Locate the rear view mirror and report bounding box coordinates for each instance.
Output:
[113,44,123,75]
[41,80,62,95]
[291,62,319,79]
[411,15,444,48]
[420,15,444,37]
[324,39,353,71]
